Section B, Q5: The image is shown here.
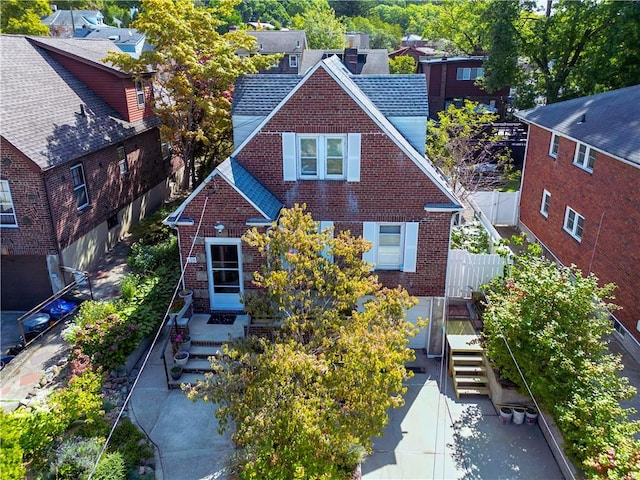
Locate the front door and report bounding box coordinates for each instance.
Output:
[206,238,243,310]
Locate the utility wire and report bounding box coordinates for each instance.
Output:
[88,195,210,480]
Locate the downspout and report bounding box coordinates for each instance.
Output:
[43,170,67,293]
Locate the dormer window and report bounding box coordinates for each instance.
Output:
[135,80,145,107]
[289,55,298,68]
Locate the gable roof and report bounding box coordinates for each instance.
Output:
[233,55,459,206]
[165,158,283,225]
[233,73,428,118]
[41,9,103,29]
[0,35,157,170]
[300,49,389,75]
[247,30,306,54]
[516,85,640,166]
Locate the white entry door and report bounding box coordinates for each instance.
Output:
[206,238,243,310]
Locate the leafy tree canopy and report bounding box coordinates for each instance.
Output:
[106,0,279,190]
[0,0,51,35]
[186,205,422,479]
[292,2,345,49]
[389,55,416,74]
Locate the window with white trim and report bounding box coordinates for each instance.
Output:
[0,180,18,227]
[540,189,551,217]
[134,80,145,106]
[573,143,595,172]
[71,164,89,210]
[456,67,484,80]
[282,133,361,182]
[563,206,584,241]
[362,222,419,272]
[549,133,560,158]
[117,146,129,175]
[288,55,298,68]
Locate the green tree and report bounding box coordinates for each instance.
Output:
[292,2,345,49]
[0,0,51,35]
[389,55,416,74]
[106,0,278,189]
[235,0,291,28]
[344,16,402,50]
[426,100,513,200]
[482,243,640,478]
[187,205,422,479]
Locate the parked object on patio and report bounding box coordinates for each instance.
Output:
[22,313,51,342]
[525,407,538,425]
[513,407,526,425]
[170,366,183,380]
[173,350,189,367]
[500,406,513,424]
[42,298,77,320]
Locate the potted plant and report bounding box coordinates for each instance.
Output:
[173,350,189,367]
[170,365,183,380]
[171,332,191,352]
[178,288,193,303]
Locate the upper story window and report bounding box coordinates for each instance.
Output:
[573,143,595,172]
[71,164,89,210]
[282,132,361,182]
[289,55,298,68]
[563,206,584,242]
[549,133,560,158]
[540,189,551,218]
[0,180,18,227]
[456,67,484,80]
[362,222,419,272]
[117,146,129,175]
[135,80,145,107]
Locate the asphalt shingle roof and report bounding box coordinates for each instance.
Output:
[516,85,640,165]
[232,73,428,117]
[0,35,157,170]
[247,30,306,54]
[27,36,123,72]
[217,158,283,220]
[300,49,389,75]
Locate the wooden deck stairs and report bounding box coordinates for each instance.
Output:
[447,334,490,398]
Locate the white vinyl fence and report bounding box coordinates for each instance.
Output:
[446,249,505,298]
[470,190,520,226]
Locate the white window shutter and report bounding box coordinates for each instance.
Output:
[282,132,297,181]
[362,221,377,269]
[402,222,419,273]
[347,133,361,182]
[320,221,334,261]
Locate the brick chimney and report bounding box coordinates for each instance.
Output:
[344,47,358,74]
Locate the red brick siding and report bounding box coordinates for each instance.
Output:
[520,124,640,338]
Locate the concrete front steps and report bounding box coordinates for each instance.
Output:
[448,335,490,398]
[169,342,223,389]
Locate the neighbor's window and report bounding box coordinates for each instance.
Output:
[289,55,298,68]
[549,133,560,158]
[117,146,129,175]
[377,224,403,270]
[456,67,484,80]
[540,189,551,218]
[71,164,89,209]
[135,80,145,106]
[563,206,584,241]
[0,180,18,227]
[573,143,595,172]
[298,135,345,179]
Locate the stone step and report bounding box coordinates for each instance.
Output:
[183,358,214,373]
[456,387,490,397]
[168,372,204,389]
[454,376,488,385]
[189,345,222,359]
[453,365,486,375]
[451,355,484,364]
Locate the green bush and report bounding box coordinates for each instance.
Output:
[120,274,140,302]
[108,419,153,471]
[130,204,177,245]
[0,411,26,480]
[93,452,127,480]
[451,220,491,254]
[50,436,103,479]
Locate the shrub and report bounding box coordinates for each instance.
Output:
[108,419,153,471]
[450,220,491,254]
[0,411,26,480]
[120,274,140,302]
[129,204,177,245]
[49,370,105,428]
[50,436,102,479]
[128,236,178,274]
[93,452,127,480]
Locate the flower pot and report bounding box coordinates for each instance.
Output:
[173,350,189,367]
[182,337,192,352]
[178,289,193,303]
[500,407,513,425]
[170,367,183,380]
[513,407,526,425]
[525,407,539,425]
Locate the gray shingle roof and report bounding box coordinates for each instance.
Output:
[83,27,145,47]
[247,30,306,54]
[300,49,389,75]
[217,158,282,220]
[516,85,640,165]
[232,73,428,117]
[27,36,123,73]
[0,35,157,170]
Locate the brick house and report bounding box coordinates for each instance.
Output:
[516,85,640,357]
[0,35,181,309]
[420,56,510,120]
[164,56,462,352]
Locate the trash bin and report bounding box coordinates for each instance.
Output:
[43,298,77,320]
[22,313,51,342]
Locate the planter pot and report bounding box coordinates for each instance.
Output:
[173,351,189,367]
[179,289,193,303]
[182,337,192,352]
[525,407,539,425]
[513,407,526,425]
[170,367,183,380]
[500,407,513,425]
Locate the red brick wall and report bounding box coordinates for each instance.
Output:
[520,124,640,338]
[179,67,455,308]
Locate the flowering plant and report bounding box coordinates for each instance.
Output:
[169,297,185,314]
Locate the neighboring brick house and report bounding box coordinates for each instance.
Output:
[165,56,462,352]
[237,30,307,74]
[420,56,510,120]
[0,35,181,310]
[516,85,640,358]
